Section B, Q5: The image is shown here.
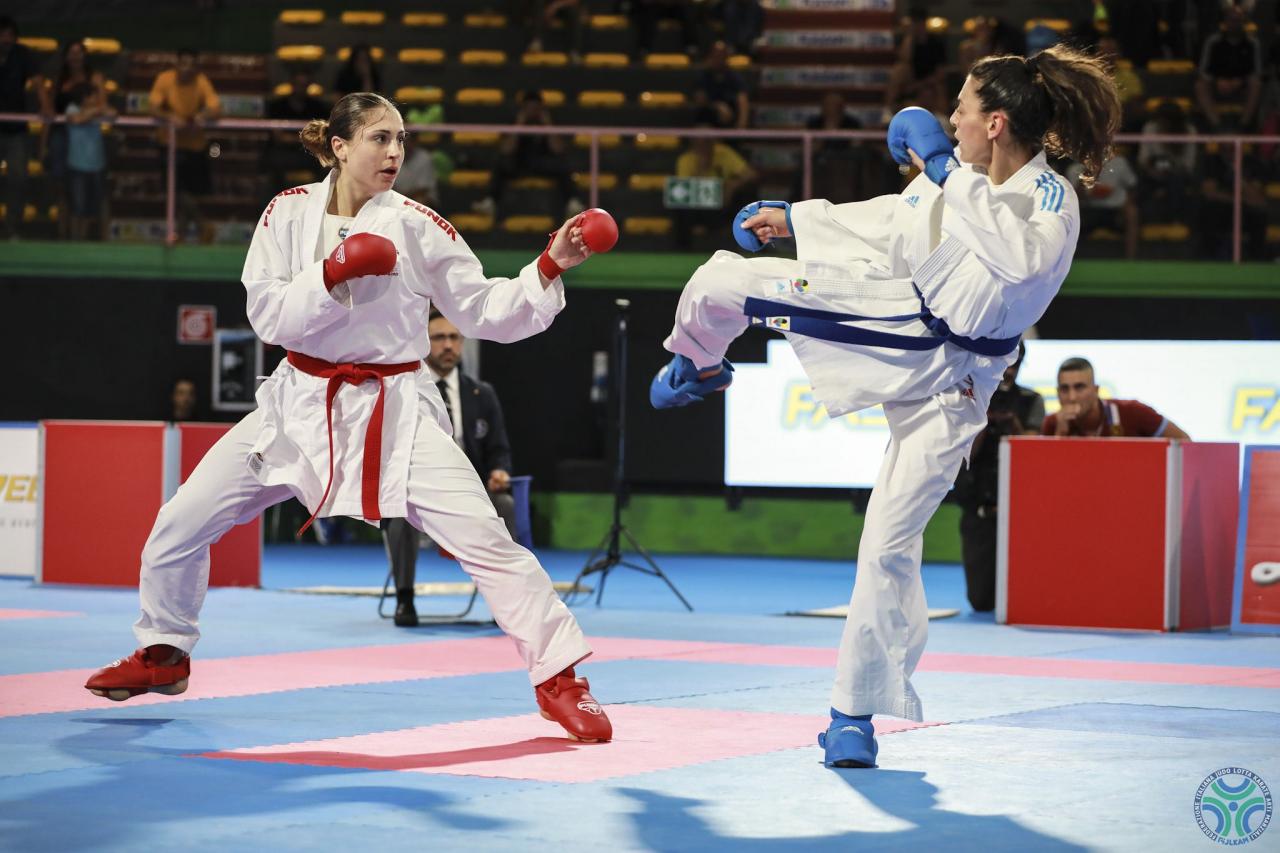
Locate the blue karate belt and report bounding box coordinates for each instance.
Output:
[741,289,1019,358]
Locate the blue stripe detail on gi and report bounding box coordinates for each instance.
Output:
[1035,172,1064,213]
[741,296,1021,358]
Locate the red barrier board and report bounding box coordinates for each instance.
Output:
[1002,438,1171,630]
[39,420,260,588]
[40,421,168,586]
[1234,446,1280,631]
[1178,443,1239,630]
[178,423,260,588]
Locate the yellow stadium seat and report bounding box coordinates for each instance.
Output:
[104,79,120,93]
[1266,183,1280,201]
[574,133,621,148]
[395,86,444,104]
[461,49,506,66]
[273,81,325,97]
[728,54,751,69]
[1268,224,1280,243]
[512,176,556,190]
[522,51,569,67]
[583,52,628,68]
[341,11,386,26]
[399,48,445,65]
[1025,18,1070,33]
[573,173,618,190]
[451,131,501,146]
[26,159,43,177]
[645,53,690,69]
[625,216,673,235]
[541,90,566,107]
[925,16,950,34]
[589,14,628,29]
[1147,59,1195,74]
[456,88,504,106]
[449,170,492,188]
[628,173,666,191]
[18,37,57,52]
[276,45,324,62]
[504,215,555,234]
[450,213,493,233]
[634,133,679,149]
[284,169,319,184]
[279,9,324,25]
[464,13,507,27]
[962,16,983,34]
[578,90,625,108]
[337,46,385,61]
[417,131,442,145]
[639,91,686,108]
[1145,96,1192,113]
[1140,223,1191,241]
[403,12,446,27]
[83,38,121,55]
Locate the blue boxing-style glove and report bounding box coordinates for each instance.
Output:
[887,106,959,186]
[650,353,735,408]
[732,200,791,252]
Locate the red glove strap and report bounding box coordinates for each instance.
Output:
[537,230,565,280]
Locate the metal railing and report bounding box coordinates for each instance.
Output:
[2,111,1276,263]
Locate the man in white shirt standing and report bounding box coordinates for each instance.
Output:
[384,310,518,626]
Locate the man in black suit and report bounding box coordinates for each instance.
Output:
[383,310,519,626]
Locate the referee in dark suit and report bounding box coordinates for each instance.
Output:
[383,310,519,626]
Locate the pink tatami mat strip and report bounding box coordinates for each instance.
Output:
[3,637,1278,719]
[201,706,943,783]
[0,609,82,620]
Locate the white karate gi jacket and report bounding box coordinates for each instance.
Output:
[780,151,1079,416]
[240,172,564,519]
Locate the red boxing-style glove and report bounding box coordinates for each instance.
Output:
[537,229,566,281]
[322,232,397,291]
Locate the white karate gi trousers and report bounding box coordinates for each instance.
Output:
[132,406,591,686]
[665,252,988,721]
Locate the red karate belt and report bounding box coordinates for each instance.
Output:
[286,350,420,535]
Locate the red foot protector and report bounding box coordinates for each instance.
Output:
[579,207,618,253]
[535,667,611,742]
[84,648,190,701]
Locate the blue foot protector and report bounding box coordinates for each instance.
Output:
[818,709,877,768]
[649,353,734,409]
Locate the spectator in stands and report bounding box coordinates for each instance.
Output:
[1095,35,1145,129]
[63,70,115,241]
[951,342,1043,612]
[334,44,381,96]
[473,90,582,220]
[1195,5,1262,130]
[265,68,327,186]
[0,16,38,240]
[882,7,947,125]
[674,122,757,248]
[694,40,750,129]
[717,0,764,58]
[958,16,1023,70]
[1043,357,1189,438]
[384,310,519,628]
[1197,142,1269,260]
[1137,100,1196,217]
[1067,152,1140,259]
[633,0,704,60]
[148,49,221,244]
[522,0,588,63]
[169,378,199,422]
[39,39,105,239]
[791,92,872,204]
[397,131,438,206]
[1106,0,1159,68]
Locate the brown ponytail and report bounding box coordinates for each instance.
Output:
[970,44,1121,186]
[297,91,399,170]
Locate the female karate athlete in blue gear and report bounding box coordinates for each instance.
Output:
[651,45,1121,767]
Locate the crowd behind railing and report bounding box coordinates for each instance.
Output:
[2,6,1280,263]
